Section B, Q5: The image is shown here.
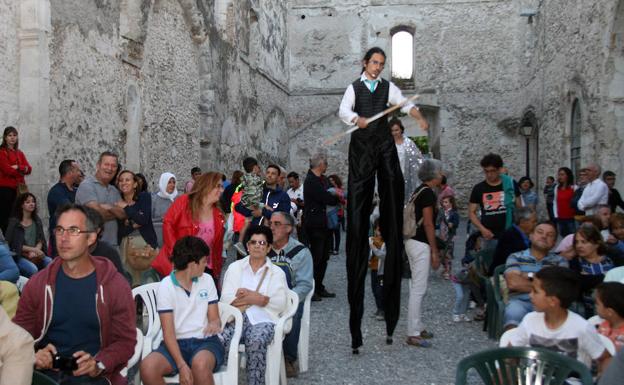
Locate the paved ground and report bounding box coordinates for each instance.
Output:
[288,220,495,385]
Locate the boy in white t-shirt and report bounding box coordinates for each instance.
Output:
[508,266,610,374]
[140,236,224,385]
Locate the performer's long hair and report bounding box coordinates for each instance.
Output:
[361,47,386,73]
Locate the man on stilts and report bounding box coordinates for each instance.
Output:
[338,47,429,353]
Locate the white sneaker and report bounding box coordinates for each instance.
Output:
[469,301,477,309]
[452,314,462,322]
[461,314,472,322]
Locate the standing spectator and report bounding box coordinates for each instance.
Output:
[75,151,126,248]
[553,167,578,237]
[151,172,225,281]
[0,127,31,233]
[327,174,346,255]
[151,172,178,247]
[135,173,148,193]
[488,207,537,276]
[115,170,158,286]
[369,219,385,319]
[518,176,537,209]
[303,153,339,301]
[6,193,52,277]
[469,153,520,253]
[13,204,136,385]
[438,175,456,207]
[604,171,624,213]
[220,170,243,215]
[503,221,568,329]
[389,117,424,203]
[233,158,265,254]
[438,195,459,279]
[405,159,443,348]
[578,163,609,215]
[184,167,202,193]
[235,164,291,228]
[286,172,305,242]
[543,176,555,222]
[267,211,313,378]
[47,159,82,256]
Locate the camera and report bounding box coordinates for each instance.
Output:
[52,353,78,372]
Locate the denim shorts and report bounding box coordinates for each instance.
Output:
[154,336,225,374]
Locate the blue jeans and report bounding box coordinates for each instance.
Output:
[16,255,52,278]
[556,219,577,238]
[283,302,304,362]
[453,282,470,316]
[504,297,534,327]
[0,243,19,283]
[154,336,224,374]
[370,270,383,311]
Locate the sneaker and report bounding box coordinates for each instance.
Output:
[285,360,299,378]
[469,301,477,309]
[461,314,472,322]
[234,242,247,256]
[406,336,432,348]
[452,314,462,323]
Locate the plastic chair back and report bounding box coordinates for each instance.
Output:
[32,371,59,385]
[455,347,593,385]
[298,280,314,373]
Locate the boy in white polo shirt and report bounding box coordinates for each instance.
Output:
[140,236,224,385]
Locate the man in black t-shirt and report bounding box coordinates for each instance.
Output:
[469,154,520,251]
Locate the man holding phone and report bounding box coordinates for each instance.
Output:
[13,204,136,385]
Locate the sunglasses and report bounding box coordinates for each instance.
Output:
[247,240,268,246]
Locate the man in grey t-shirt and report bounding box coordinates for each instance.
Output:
[75,152,126,246]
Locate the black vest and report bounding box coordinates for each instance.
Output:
[352,78,390,132]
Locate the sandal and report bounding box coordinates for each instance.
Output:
[406,336,432,348]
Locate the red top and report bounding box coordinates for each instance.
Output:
[0,148,32,188]
[151,194,225,280]
[556,186,575,219]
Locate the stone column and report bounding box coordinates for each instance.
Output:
[18,0,51,206]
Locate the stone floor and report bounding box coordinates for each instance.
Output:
[288,220,495,385]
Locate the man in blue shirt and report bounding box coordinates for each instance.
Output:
[503,221,568,329]
[47,160,81,256]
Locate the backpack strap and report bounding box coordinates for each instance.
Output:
[285,245,306,260]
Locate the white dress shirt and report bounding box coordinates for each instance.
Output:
[578,178,609,214]
[338,73,416,125]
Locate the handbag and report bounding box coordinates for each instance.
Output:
[122,234,156,272]
[16,183,28,195]
[236,266,269,313]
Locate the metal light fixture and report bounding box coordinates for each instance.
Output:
[520,8,538,24]
[520,124,534,138]
[521,124,534,177]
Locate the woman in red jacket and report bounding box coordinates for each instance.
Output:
[152,172,225,282]
[0,127,32,232]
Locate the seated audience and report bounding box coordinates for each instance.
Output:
[489,207,537,275]
[219,225,288,385]
[503,221,568,329]
[595,282,624,353]
[507,266,609,374]
[597,204,613,240]
[140,236,223,385]
[606,213,624,265]
[0,230,19,283]
[84,207,127,277]
[6,193,51,277]
[570,224,614,316]
[0,280,19,318]
[13,204,136,385]
[0,305,34,385]
[151,172,178,247]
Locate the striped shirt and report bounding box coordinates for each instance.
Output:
[505,249,569,300]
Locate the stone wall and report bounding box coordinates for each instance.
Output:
[0,0,19,127]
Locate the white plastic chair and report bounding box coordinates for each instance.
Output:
[239,289,299,385]
[120,328,143,378]
[297,281,314,373]
[587,315,604,327]
[132,283,244,385]
[15,276,28,293]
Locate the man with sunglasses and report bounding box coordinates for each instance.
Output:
[13,204,135,385]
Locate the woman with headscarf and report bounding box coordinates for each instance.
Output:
[152,172,178,247]
[389,117,424,205]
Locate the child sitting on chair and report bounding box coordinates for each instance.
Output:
[506,266,610,374]
[595,282,624,353]
[140,236,224,385]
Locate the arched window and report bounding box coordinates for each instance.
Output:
[391,30,414,81]
[570,99,582,179]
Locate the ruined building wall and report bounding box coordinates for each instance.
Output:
[517,0,624,192]
[287,0,527,204]
[0,0,19,127]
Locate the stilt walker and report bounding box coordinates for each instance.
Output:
[338,47,429,353]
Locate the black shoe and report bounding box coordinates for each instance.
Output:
[311,293,322,302]
[318,289,336,298]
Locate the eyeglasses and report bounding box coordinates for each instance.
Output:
[247,240,268,246]
[269,221,291,228]
[54,226,96,237]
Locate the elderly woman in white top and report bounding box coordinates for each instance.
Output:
[219,225,288,385]
[389,117,424,205]
[151,172,178,247]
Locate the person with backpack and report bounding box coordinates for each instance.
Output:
[267,211,313,378]
[404,159,443,348]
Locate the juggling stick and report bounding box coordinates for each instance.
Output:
[322,94,420,146]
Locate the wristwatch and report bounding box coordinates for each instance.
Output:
[527,272,535,281]
[96,361,106,375]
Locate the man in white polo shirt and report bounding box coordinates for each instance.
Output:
[140,236,223,385]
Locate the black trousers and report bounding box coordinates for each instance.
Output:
[346,130,404,349]
[0,187,17,233]
[306,226,332,293]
